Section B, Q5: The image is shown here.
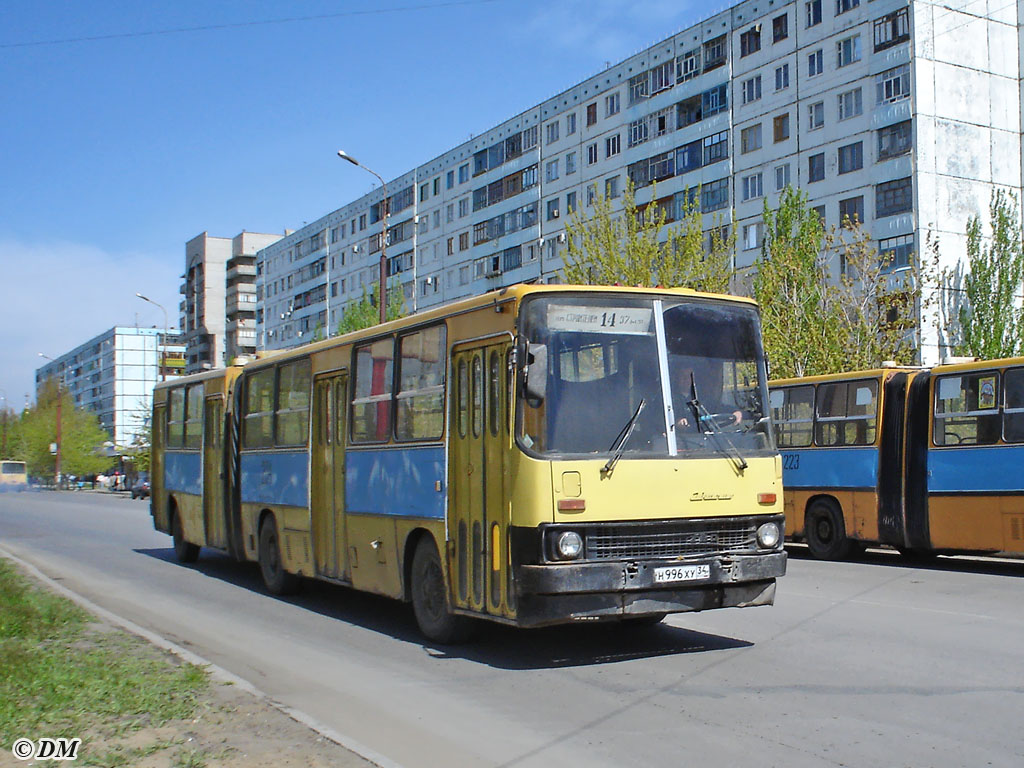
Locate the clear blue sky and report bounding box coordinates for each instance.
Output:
[0,0,705,412]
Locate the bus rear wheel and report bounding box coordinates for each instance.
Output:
[805,499,851,561]
[171,509,199,563]
[259,516,302,595]
[411,537,471,644]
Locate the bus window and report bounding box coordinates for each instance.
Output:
[244,369,275,448]
[471,355,483,439]
[934,371,1000,445]
[396,326,446,441]
[1003,367,1024,442]
[814,380,877,446]
[488,351,501,437]
[276,360,311,446]
[167,387,185,448]
[771,385,814,448]
[184,385,204,450]
[457,359,468,438]
[352,339,394,443]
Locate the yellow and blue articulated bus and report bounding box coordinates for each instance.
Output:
[152,285,787,642]
[770,358,1024,560]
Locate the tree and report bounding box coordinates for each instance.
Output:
[14,379,113,481]
[336,281,405,336]
[561,180,733,293]
[754,186,919,378]
[944,189,1024,359]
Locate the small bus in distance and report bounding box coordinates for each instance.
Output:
[0,461,28,492]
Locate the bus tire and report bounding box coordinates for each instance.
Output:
[259,516,302,595]
[171,509,200,564]
[411,537,472,644]
[805,499,851,561]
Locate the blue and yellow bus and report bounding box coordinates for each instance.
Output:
[152,285,787,641]
[770,358,1024,560]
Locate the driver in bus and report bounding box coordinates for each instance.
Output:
[671,360,743,429]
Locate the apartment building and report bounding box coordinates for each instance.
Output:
[182,230,282,372]
[257,0,1021,363]
[35,327,186,446]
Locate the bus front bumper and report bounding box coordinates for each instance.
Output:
[513,551,786,628]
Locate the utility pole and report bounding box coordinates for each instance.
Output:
[338,150,389,324]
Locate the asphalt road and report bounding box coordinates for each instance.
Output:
[2,490,1022,768]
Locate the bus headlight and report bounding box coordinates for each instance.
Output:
[555,531,584,560]
[757,522,781,549]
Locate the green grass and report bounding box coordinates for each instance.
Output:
[0,558,209,762]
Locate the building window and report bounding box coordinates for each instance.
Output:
[651,61,674,94]
[565,151,577,175]
[877,64,911,104]
[605,92,620,117]
[874,8,910,52]
[879,234,914,271]
[808,101,824,130]
[419,183,429,203]
[458,163,469,184]
[775,63,790,91]
[878,120,912,160]
[806,0,822,27]
[742,75,762,104]
[446,204,454,223]
[876,177,912,217]
[566,112,577,135]
[702,130,729,165]
[812,205,826,225]
[838,141,863,174]
[742,173,764,201]
[605,133,621,158]
[546,198,560,221]
[701,178,729,212]
[605,176,620,199]
[628,117,649,147]
[629,72,649,104]
[740,26,762,57]
[446,170,454,189]
[587,142,598,165]
[775,163,791,191]
[566,191,577,214]
[807,48,823,77]
[459,232,469,250]
[586,102,598,126]
[742,221,764,250]
[839,196,864,226]
[808,153,825,183]
[459,198,469,217]
[703,34,727,69]
[546,122,560,145]
[838,87,863,121]
[837,35,862,68]
[836,0,859,15]
[773,113,790,142]
[545,159,559,182]
[740,123,763,153]
[678,48,701,81]
[586,183,597,206]
[447,237,454,256]
[773,14,789,43]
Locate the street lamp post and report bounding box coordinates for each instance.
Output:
[136,293,169,382]
[338,150,389,325]
[0,388,8,459]
[38,353,62,488]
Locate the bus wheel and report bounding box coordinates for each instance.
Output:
[259,516,301,595]
[805,499,851,561]
[171,510,199,563]
[411,537,471,644]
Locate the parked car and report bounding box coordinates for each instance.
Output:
[130,474,150,500]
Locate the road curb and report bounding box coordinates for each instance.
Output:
[0,545,404,768]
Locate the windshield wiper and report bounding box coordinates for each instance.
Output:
[601,398,646,478]
[687,374,747,472]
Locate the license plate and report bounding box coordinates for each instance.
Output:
[653,564,711,583]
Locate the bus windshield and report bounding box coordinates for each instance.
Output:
[517,294,773,459]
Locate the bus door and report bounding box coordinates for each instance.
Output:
[203,397,227,549]
[877,372,908,547]
[311,372,348,580]
[450,340,511,617]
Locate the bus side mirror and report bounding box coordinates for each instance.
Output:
[524,343,547,404]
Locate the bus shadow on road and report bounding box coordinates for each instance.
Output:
[786,543,1024,578]
[135,546,753,670]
